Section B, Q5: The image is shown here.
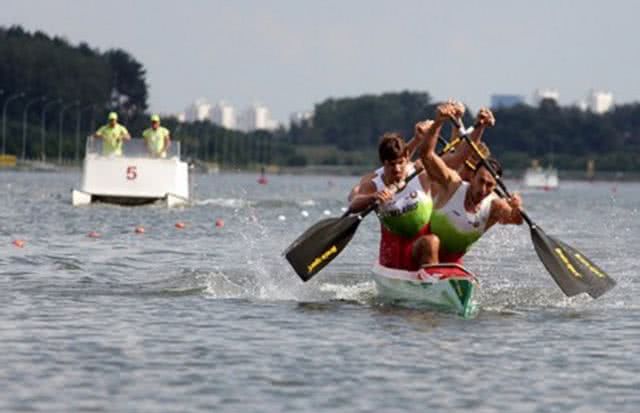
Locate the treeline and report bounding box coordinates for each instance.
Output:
[2,25,640,172]
[0,25,147,160]
[285,94,640,171]
[0,25,288,167]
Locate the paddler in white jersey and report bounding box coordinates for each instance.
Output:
[348,133,424,202]
[349,133,439,270]
[416,101,524,265]
[348,102,490,201]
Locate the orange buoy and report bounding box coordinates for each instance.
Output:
[175,222,185,229]
[88,231,100,238]
[12,239,25,248]
[135,226,145,234]
[215,218,224,228]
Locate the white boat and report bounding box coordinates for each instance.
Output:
[371,262,479,318]
[72,137,190,207]
[523,160,559,190]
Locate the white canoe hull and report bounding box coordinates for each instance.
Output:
[372,262,479,318]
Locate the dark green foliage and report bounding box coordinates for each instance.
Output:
[0,26,146,115]
[287,94,640,172]
[3,25,639,172]
[302,91,434,150]
[0,25,147,159]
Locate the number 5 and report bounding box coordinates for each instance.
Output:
[126,166,137,180]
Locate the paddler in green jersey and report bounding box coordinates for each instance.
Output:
[416,101,524,264]
[349,133,438,270]
[93,112,131,156]
[142,114,171,158]
[348,101,480,202]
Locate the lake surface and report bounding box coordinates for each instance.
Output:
[0,171,638,412]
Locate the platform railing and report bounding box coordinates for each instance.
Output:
[85,136,181,159]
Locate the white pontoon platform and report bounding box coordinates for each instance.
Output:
[72,137,190,207]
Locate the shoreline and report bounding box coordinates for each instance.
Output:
[3,161,640,182]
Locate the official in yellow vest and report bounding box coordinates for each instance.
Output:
[94,112,131,156]
[142,114,171,158]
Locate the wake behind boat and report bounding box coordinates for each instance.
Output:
[372,262,479,318]
[72,137,190,207]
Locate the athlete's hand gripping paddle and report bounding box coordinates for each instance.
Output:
[450,117,615,298]
[284,169,420,281]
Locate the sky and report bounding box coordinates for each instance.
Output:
[2,0,638,123]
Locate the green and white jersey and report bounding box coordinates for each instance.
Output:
[430,181,496,254]
[373,172,433,238]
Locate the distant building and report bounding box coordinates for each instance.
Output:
[210,101,236,129]
[490,94,525,109]
[532,88,560,106]
[586,90,614,114]
[238,103,278,132]
[576,99,589,111]
[289,110,313,127]
[184,98,211,122]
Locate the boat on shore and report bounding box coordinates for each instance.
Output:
[522,160,559,190]
[371,262,479,318]
[72,137,190,207]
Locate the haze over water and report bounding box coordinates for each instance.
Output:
[0,171,638,412]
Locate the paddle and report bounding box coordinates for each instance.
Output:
[284,169,421,281]
[450,117,616,298]
[283,132,459,282]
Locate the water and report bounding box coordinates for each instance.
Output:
[0,171,638,412]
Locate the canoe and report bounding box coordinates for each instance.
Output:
[371,262,479,318]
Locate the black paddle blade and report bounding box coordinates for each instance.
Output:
[530,225,616,298]
[284,214,363,282]
[553,237,616,299]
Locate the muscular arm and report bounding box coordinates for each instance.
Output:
[418,116,461,193]
[441,122,489,170]
[348,180,379,212]
[348,171,377,202]
[487,195,524,229]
